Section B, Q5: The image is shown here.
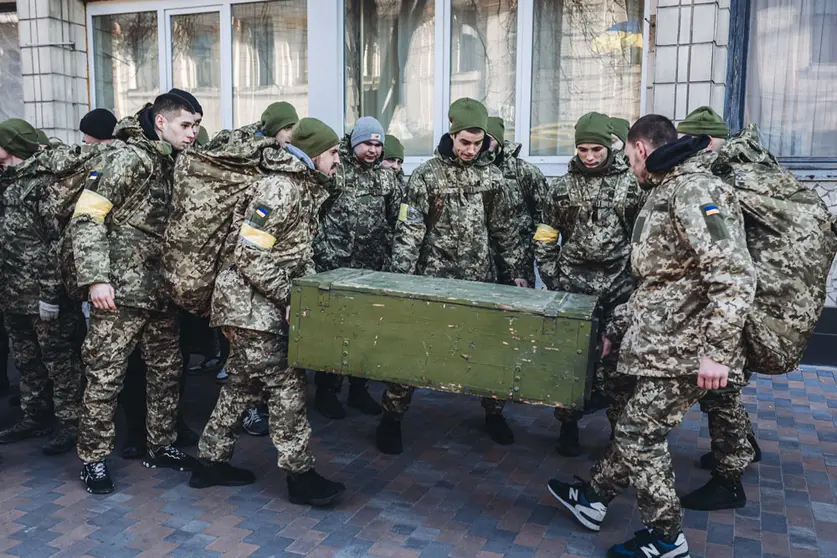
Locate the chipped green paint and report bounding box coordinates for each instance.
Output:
[289,269,600,409]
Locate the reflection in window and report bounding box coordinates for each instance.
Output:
[530,0,644,156]
[745,0,837,157]
[171,12,222,134]
[232,1,308,129]
[345,0,435,156]
[93,12,159,119]
[451,0,517,139]
[0,11,23,120]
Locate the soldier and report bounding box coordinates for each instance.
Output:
[313,116,400,419]
[382,134,405,179]
[190,118,346,507]
[675,106,762,511]
[0,118,85,455]
[376,98,528,455]
[546,115,756,557]
[239,101,299,145]
[80,109,118,145]
[195,126,210,147]
[535,112,643,457]
[73,92,202,494]
[610,117,630,154]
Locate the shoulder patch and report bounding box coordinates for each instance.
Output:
[249,204,272,228]
[700,203,729,241]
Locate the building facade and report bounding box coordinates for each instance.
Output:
[3,0,837,362]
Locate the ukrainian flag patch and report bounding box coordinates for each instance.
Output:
[703,204,720,216]
[700,203,728,242]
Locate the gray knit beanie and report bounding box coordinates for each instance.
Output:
[350,116,385,148]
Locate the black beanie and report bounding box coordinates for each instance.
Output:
[168,88,203,115]
[79,108,117,140]
[646,135,711,173]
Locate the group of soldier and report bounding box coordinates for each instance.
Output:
[0,84,771,557]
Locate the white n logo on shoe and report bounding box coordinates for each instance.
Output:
[569,487,579,501]
[641,545,660,558]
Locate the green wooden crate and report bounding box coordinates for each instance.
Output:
[288,269,600,409]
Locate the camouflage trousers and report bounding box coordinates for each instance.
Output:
[315,371,367,392]
[590,375,706,537]
[198,327,314,474]
[77,307,182,463]
[553,357,636,430]
[5,308,85,422]
[382,383,506,419]
[699,370,756,481]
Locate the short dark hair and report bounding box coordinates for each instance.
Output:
[627,114,677,150]
[151,94,196,121]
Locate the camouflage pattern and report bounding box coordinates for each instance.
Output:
[77,307,182,463]
[616,152,756,384]
[589,376,706,537]
[313,134,401,273]
[210,148,329,334]
[199,326,314,474]
[70,107,176,312]
[699,371,756,481]
[382,383,506,418]
[4,309,85,422]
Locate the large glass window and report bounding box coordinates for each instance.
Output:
[92,12,159,119]
[529,0,644,156]
[171,12,222,134]
[744,0,837,158]
[232,0,308,128]
[345,0,435,156]
[450,0,517,139]
[0,10,22,120]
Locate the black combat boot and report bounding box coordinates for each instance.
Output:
[43,420,78,455]
[190,460,256,488]
[555,421,581,457]
[143,445,198,471]
[0,416,52,444]
[347,381,382,415]
[376,414,403,455]
[315,388,346,420]
[484,414,514,445]
[699,434,762,470]
[681,473,746,511]
[287,469,345,506]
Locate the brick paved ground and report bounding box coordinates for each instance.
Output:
[0,365,836,557]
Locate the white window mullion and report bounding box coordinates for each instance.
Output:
[433,0,450,142]
[307,0,343,134]
[639,0,652,116]
[160,7,171,92]
[219,2,233,130]
[515,0,534,157]
[86,11,97,109]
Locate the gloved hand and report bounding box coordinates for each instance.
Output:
[39,301,60,322]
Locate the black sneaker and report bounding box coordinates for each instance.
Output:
[547,476,607,531]
[143,445,198,471]
[681,475,746,511]
[376,415,403,455]
[347,385,383,415]
[0,417,52,444]
[242,406,269,437]
[42,421,78,456]
[315,388,346,420]
[608,528,690,558]
[80,461,114,495]
[121,435,147,459]
[484,414,514,445]
[190,460,256,489]
[287,469,345,507]
[699,434,762,471]
[555,421,581,457]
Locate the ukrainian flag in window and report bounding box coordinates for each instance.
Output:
[591,21,643,54]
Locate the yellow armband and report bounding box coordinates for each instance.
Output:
[533,224,559,243]
[239,222,276,250]
[72,189,113,223]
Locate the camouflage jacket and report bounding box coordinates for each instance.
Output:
[390,134,524,283]
[70,106,176,311]
[313,134,401,272]
[211,149,330,334]
[615,152,756,382]
[535,154,643,314]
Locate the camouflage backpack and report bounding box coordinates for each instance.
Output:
[714,124,837,374]
[162,129,283,315]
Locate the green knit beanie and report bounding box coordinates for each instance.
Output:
[677,106,729,138]
[610,117,630,144]
[261,102,299,137]
[0,118,40,160]
[575,112,612,147]
[290,117,339,159]
[196,126,210,146]
[36,129,49,146]
[448,98,488,134]
[487,116,505,144]
[384,134,404,161]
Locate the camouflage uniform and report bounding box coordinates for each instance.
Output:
[383,134,525,418]
[200,148,328,473]
[590,151,756,537]
[0,155,84,425]
[535,152,643,428]
[313,134,401,392]
[73,109,183,463]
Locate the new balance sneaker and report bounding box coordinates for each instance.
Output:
[242,406,269,437]
[547,476,607,531]
[80,461,114,494]
[608,529,690,558]
[142,445,198,471]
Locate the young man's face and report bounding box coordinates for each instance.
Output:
[157,109,200,151]
[611,136,625,152]
[576,143,608,168]
[452,129,485,162]
[0,146,15,168]
[626,140,650,185]
[275,124,294,148]
[354,141,383,163]
[313,146,341,177]
[381,158,403,173]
